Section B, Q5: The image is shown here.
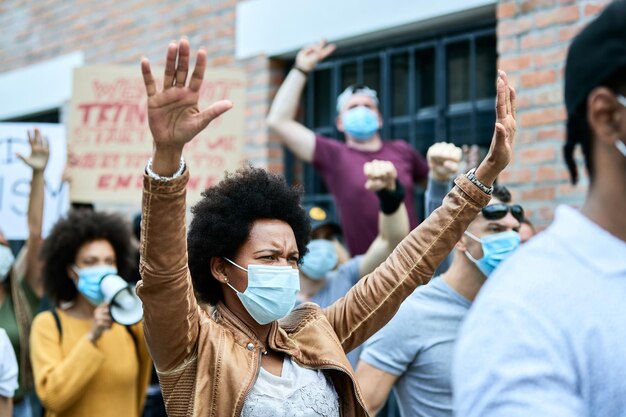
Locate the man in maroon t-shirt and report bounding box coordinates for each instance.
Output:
[267,40,429,255]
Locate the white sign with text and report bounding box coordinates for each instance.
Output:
[0,123,68,240]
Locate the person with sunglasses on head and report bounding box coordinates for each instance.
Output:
[453,3,626,416]
[356,183,522,417]
[267,40,429,256]
[137,36,516,417]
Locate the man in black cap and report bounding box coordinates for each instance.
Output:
[452,2,626,416]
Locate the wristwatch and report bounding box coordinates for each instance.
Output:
[146,157,186,182]
[465,168,493,195]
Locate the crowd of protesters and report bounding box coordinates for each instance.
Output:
[1,2,625,416]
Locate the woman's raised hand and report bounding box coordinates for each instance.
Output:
[141,38,233,175]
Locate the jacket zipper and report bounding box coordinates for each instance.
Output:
[233,349,263,417]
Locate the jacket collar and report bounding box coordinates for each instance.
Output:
[214,303,299,355]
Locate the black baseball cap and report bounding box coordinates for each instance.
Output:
[565,0,626,123]
[303,204,342,236]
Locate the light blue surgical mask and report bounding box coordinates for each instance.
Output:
[464,231,521,278]
[0,245,15,282]
[73,265,118,305]
[614,95,626,158]
[300,239,338,280]
[342,106,379,141]
[224,258,300,325]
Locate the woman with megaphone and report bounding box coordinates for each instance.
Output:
[29,209,152,417]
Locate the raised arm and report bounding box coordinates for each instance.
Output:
[424,142,462,275]
[16,129,49,298]
[323,70,517,353]
[266,40,335,162]
[136,38,232,371]
[358,160,410,277]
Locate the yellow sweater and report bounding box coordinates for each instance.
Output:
[30,309,152,417]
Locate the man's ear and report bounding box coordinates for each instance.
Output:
[210,257,228,283]
[336,114,345,133]
[588,87,621,146]
[455,238,468,253]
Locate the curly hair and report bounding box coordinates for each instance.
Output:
[41,209,134,305]
[188,166,311,305]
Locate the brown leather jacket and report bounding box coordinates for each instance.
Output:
[137,170,490,417]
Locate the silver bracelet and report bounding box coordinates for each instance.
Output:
[145,157,186,182]
[465,168,493,195]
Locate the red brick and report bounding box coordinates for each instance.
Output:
[532,48,567,68]
[498,38,519,54]
[535,166,559,182]
[519,147,557,163]
[498,54,532,72]
[536,127,565,141]
[520,30,557,50]
[519,107,566,127]
[498,2,517,18]
[521,70,556,88]
[558,183,587,197]
[585,3,607,16]
[522,187,556,200]
[498,16,533,37]
[532,86,563,106]
[500,167,533,184]
[559,25,583,42]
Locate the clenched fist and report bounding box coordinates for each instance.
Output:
[364,160,397,192]
[426,142,462,182]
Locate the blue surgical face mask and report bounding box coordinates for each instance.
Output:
[464,231,521,278]
[300,239,338,280]
[73,265,118,305]
[224,258,300,325]
[0,245,15,282]
[342,106,379,141]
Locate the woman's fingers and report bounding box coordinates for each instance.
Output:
[175,38,190,88]
[188,48,207,92]
[163,42,178,90]
[141,58,157,97]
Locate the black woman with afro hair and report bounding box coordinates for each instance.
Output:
[137,37,514,417]
[29,209,152,417]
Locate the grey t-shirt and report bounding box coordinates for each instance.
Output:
[453,206,626,417]
[306,256,363,368]
[360,276,470,417]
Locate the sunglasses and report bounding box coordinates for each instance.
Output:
[481,204,524,223]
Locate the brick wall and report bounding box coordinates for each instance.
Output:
[0,0,283,171]
[497,0,610,229]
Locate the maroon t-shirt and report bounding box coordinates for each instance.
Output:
[313,134,429,255]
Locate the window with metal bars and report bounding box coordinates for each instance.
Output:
[285,24,497,224]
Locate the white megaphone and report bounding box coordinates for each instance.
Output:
[100,274,143,325]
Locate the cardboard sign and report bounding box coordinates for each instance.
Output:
[68,66,246,205]
[0,123,68,240]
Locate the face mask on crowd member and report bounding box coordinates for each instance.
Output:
[342,106,380,141]
[614,95,626,159]
[223,258,300,325]
[461,193,523,278]
[0,244,15,282]
[336,85,382,142]
[73,264,118,305]
[300,239,339,280]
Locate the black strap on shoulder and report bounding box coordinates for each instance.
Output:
[125,325,140,362]
[51,308,62,339]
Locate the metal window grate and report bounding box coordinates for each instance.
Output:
[286,24,497,224]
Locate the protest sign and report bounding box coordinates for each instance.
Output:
[68,66,246,205]
[0,123,68,240]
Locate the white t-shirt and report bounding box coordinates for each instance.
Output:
[241,356,339,417]
[0,328,18,398]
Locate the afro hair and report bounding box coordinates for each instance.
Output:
[188,166,311,305]
[41,209,134,305]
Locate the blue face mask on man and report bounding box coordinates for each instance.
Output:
[342,106,379,141]
[300,239,338,280]
[224,258,300,325]
[73,264,118,305]
[464,231,521,278]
